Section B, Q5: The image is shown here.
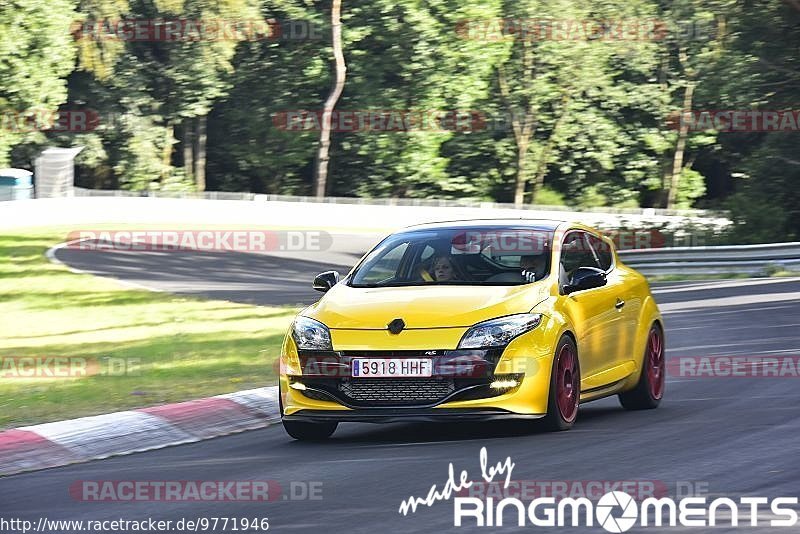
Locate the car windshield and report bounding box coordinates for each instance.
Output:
[349,226,554,287]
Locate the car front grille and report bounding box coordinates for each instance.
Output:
[338,378,455,405]
[294,349,506,407]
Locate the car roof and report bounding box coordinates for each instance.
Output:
[401,218,567,232]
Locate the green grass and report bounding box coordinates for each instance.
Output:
[0,228,299,429]
[769,270,800,277]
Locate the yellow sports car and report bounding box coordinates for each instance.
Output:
[279,220,664,440]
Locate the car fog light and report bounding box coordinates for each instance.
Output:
[490,374,523,389]
[290,381,307,391]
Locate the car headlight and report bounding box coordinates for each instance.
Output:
[292,316,332,351]
[458,313,543,349]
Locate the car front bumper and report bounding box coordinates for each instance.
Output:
[281,408,545,424]
[278,318,563,420]
[279,367,553,420]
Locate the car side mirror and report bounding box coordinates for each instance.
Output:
[313,270,340,293]
[562,267,606,295]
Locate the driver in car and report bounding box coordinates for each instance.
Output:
[432,255,457,281]
[520,254,547,282]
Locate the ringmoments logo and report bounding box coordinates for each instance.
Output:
[596,491,638,532]
[453,491,800,530]
[398,448,799,531]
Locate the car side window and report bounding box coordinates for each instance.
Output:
[353,242,409,284]
[586,234,613,271]
[561,232,600,272]
[560,232,601,286]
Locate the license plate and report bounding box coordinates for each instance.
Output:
[351,358,432,378]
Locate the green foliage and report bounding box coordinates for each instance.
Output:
[723,164,798,244]
[327,0,510,198]
[0,0,798,243]
[577,185,608,209]
[674,167,706,209]
[206,1,326,194]
[0,0,77,166]
[112,115,176,189]
[701,0,800,242]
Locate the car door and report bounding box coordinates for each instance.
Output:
[558,230,625,388]
[585,232,640,370]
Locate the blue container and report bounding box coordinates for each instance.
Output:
[0,169,33,200]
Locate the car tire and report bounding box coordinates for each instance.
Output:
[619,323,665,410]
[282,419,338,441]
[279,383,338,440]
[542,335,581,431]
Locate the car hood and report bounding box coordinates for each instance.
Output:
[302,283,550,329]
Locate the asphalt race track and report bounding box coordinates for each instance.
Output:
[6,241,800,533]
[52,233,380,306]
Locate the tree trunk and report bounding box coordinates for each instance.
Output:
[194,115,207,192]
[313,0,346,198]
[183,121,194,182]
[513,138,530,205]
[161,124,173,184]
[530,94,571,204]
[498,67,535,207]
[529,144,550,205]
[667,81,695,208]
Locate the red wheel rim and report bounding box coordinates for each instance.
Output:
[646,327,665,400]
[556,344,579,422]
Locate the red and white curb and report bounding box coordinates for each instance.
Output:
[0,386,279,477]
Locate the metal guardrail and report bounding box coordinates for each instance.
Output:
[254,193,723,218]
[619,242,800,276]
[72,187,258,201]
[71,187,723,218]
